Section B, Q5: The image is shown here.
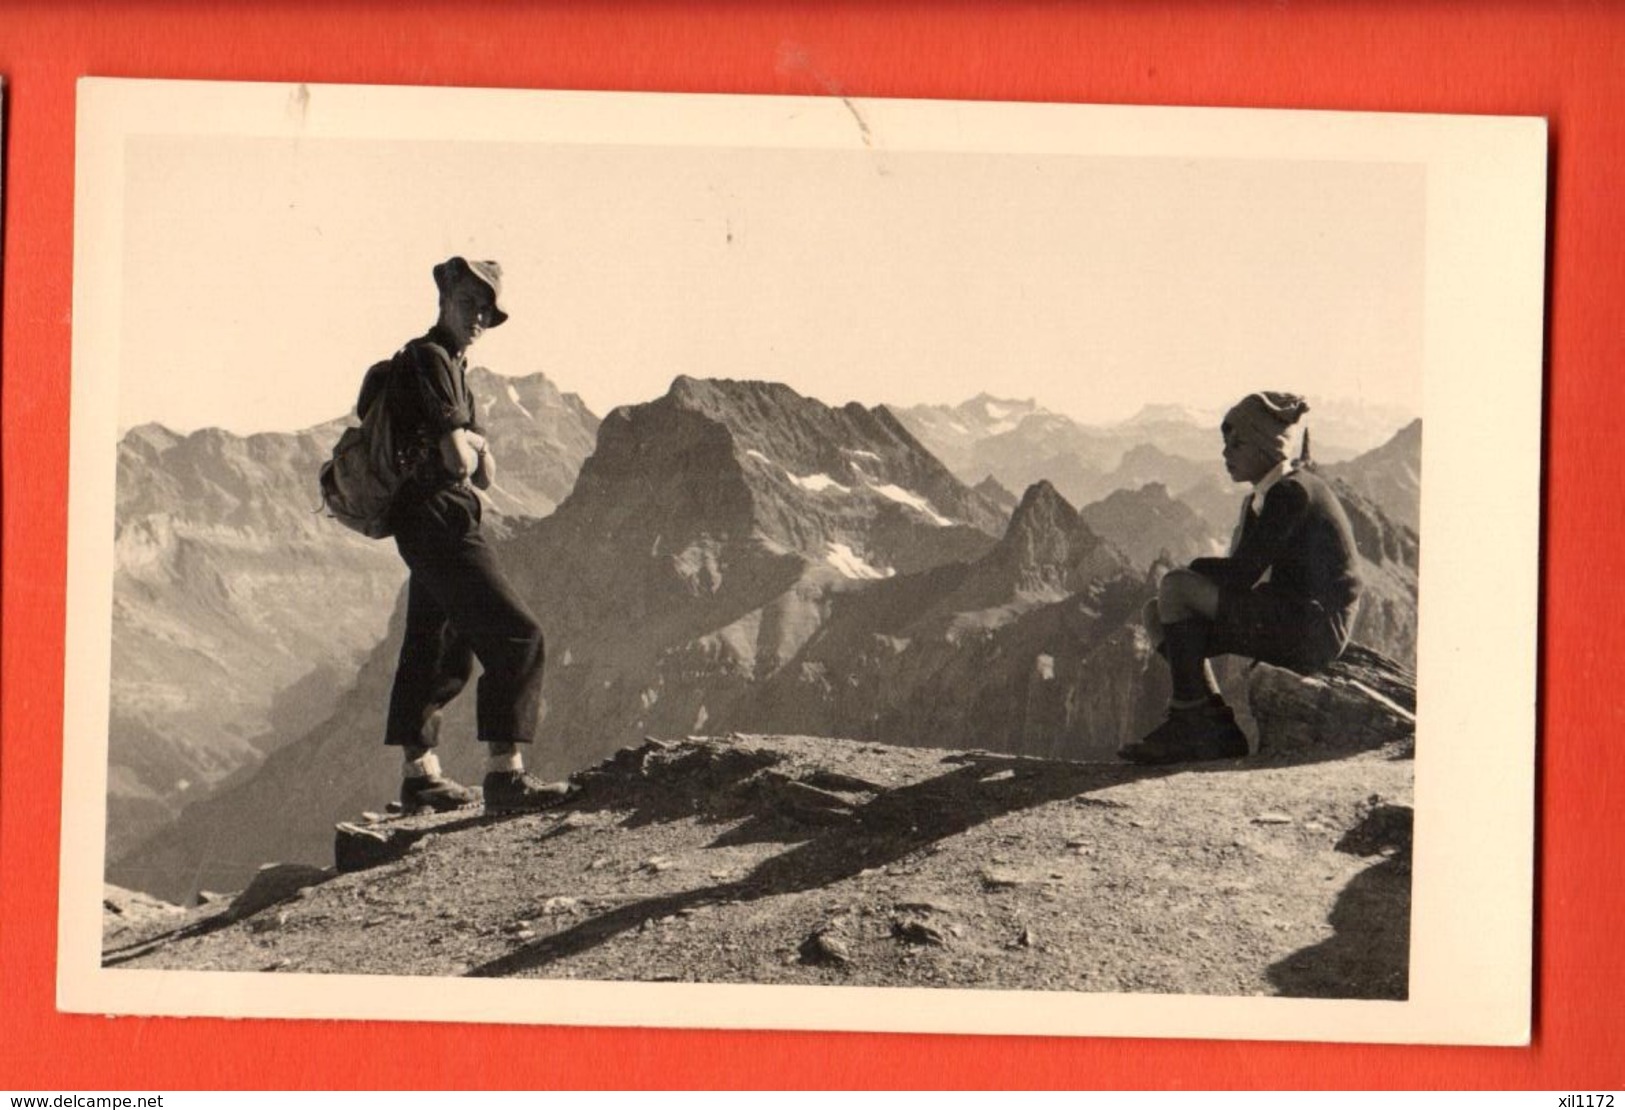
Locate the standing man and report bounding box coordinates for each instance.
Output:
[358,256,576,812]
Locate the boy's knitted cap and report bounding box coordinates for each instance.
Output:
[1223,391,1310,461]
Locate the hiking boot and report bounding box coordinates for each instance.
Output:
[482,770,580,814]
[400,774,478,813]
[1128,696,1231,747]
[1119,702,1249,765]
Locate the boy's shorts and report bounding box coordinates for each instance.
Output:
[1206,583,1353,674]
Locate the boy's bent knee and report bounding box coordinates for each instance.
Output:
[1156,568,1195,606]
[1157,568,1221,621]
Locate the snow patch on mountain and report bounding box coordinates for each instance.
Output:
[790,472,850,494]
[850,466,954,526]
[868,482,953,526]
[825,542,894,580]
[980,405,1024,435]
[505,383,534,420]
[745,449,852,495]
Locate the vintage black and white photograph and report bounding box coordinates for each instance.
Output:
[64,81,1544,1042]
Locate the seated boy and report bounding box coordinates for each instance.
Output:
[1119,391,1363,764]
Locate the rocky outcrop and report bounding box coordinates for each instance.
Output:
[1249,645,1416,758]
[105,732,1414,1001]
[103,883,186,937]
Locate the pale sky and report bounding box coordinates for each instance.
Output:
[119,135,1424,434]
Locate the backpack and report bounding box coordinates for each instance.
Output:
[318,351,412,539]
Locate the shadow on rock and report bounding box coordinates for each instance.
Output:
[1266,802,1413,1000]
[466,752,1167,978]
[102,912,236,967]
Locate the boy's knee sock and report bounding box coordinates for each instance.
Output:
[1163,619,1219,705]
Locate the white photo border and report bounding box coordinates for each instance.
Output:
[64,79,1546,1045]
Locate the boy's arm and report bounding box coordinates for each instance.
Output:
[1188,480,1311,590]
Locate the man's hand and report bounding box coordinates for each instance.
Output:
[440,428,493,488]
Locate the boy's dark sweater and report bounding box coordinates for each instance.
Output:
[1189,467,1362,614]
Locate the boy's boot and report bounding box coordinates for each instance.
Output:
[1119,620,1248,764]
[1120,699,1249,764]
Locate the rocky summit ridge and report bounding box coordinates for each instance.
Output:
[103,652,1415,1001]
[576,375,1010,574]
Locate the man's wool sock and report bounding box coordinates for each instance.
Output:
[402,751,442,779]
[486,748,524,774]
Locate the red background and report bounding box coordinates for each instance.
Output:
[2,1,1620,1090]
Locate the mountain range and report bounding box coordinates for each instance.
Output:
[892,394,1418,535]
[109,378,1419,904]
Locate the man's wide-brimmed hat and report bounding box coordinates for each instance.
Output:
[433,256,509,327]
